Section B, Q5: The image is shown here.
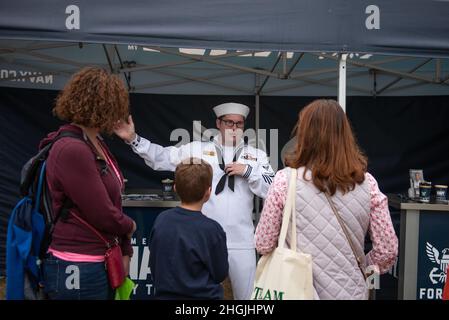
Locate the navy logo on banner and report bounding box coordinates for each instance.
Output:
[426,242,449,284]
[417,211,449,300]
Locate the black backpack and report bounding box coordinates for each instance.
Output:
[19,130,86,260]
[7,130,86,299]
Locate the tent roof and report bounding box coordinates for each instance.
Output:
[1,0,449,58]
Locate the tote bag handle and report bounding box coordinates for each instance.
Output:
[278,167,297,251]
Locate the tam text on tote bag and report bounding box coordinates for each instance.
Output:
[252,168,314,300]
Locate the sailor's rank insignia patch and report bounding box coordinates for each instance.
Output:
[203,150,216,156]
[242,153,257,161]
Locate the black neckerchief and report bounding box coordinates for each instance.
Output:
[213,136,247,195]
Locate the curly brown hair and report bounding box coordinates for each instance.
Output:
[53,67,129,134]
[285,99,367,196]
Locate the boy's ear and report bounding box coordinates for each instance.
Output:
[173,184,177,193]
[204,186,212,201]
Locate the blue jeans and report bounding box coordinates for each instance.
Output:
[43,254,113,300]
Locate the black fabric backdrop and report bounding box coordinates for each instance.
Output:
[1,87,448,275]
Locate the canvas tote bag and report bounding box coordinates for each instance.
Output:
[252,168,314,300]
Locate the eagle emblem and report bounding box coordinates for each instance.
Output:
[426,242,449,284]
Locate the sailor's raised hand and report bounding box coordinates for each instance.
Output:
[114,115,136,143]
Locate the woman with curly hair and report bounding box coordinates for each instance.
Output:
[255,99,398,300]
[40,67,136,300]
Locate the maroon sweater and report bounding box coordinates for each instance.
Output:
[40,124,134,256]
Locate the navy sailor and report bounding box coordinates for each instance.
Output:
[114,102,275,300]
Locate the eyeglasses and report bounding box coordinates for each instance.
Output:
[220,118,245,128]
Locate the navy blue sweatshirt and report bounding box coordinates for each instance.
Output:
[149,206,229,299]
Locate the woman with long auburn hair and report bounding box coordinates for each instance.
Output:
[255,99,398,300]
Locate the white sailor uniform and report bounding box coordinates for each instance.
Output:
[128,134,275,299]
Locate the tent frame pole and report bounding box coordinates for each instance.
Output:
[120,49,258,73]
[266,70,370,95]
[141,67,252,94]
[2,42,449,95]
[153,46,280,78]
[0,43,78,55]
[256,52,282,95]
[255,75,261,149]
[316,53,445,85]
[134,70,244,91]
[376,58,433,95]
[254,74,261,232]
[338,53,347,112]
[113,45,132,91]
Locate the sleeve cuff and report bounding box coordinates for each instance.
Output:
[125,134,141,147]
[243,164,252,179]
[120,236,133,257]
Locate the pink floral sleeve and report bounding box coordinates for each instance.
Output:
[365,173,399,274]
[255,169,289,255]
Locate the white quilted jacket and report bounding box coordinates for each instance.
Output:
[285,167,371,300]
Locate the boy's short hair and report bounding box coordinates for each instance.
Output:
[175,158,213,203]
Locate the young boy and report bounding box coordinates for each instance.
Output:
[149,158,229,299]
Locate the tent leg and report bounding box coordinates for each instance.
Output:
[254,75,261,234]
[254,74,261,148]
[255,100,260,149]
[338,53,347,112]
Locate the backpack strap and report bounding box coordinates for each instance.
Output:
[20,130,86,196]
[37,130,88,260]
[53,130,86,142]
[34,162,46,212]
[40,129,86,222]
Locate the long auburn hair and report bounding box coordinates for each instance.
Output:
[285,99,367,196]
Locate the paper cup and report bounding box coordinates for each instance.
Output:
[435,185,448,203]
[419,182,432,203]
[161,179,174,200]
